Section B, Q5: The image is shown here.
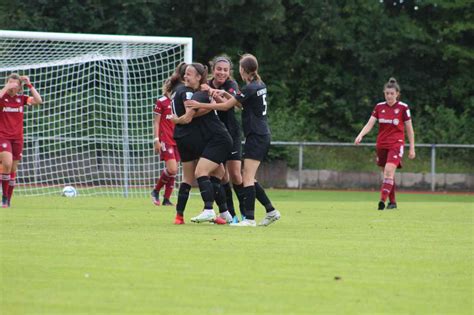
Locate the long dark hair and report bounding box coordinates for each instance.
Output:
[162,62,187,97]
[187,63,208,87]
[383,77,401,100]
[239,53,261,82]
[210,55,234,79]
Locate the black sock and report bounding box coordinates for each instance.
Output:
[233,183,246,217]
[222,182,236,216]
[210,176,230,214]
[255,181,275,213]
[176,183,191,215]
[243,185,256,220]
[197,176,214,210]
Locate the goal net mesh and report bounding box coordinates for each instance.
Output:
[0,32,188,197]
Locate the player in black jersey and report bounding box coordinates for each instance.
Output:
[172,63,233,224]
[187,54,280,227]
[206,55,245,223]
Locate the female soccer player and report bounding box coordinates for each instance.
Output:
[0,74,42,207]
[207,55,245,222]
[187,54,281,227]
[355,77,416,210]
[150,64,186,207]
[171,63,233,224]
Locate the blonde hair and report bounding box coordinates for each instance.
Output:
[5,73,23,93]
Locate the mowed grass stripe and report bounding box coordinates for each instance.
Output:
[1,191,472,314]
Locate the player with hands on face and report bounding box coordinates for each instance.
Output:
[0,74,42,207]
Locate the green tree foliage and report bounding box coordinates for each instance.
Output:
[1,0,472,144]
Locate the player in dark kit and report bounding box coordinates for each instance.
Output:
[355,77,416,210]
[185,63,234,224]
[206,55,245,223]
[187,54,280,227]
[171,63,233,225]
[0,73,42,207]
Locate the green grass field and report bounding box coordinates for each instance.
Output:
[1,190,473,314]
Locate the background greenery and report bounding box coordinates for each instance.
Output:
[1,0,473,169]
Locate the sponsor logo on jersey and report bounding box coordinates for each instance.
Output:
[2,106,22,113]
[257,88,267,96]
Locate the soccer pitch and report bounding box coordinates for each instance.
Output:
[1,190,472,314]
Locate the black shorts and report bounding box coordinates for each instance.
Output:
[225,133,242,162]
[201,132,233,164]
[243,133,271,161]
[176,133,205,162]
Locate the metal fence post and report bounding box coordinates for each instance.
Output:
[431,144,436,192]
[298,143,303,189]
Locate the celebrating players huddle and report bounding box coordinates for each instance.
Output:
[1,53,416,221]
[151,54,281,227]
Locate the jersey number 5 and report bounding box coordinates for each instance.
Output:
[262,94,267,116]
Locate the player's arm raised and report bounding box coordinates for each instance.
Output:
[21,76,43,105]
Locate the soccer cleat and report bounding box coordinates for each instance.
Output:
[378,201,385,210]
[1,196,8,208]
[151,189,160,206]
[229,219,256,227]
[190,210,216,223]
[258,210,281,226]
[387,202,397,209]
[162,198,174,206]
[231,216,240,224]
[174,214,185,225]
[219,211,233,223]
[213,217,227,225]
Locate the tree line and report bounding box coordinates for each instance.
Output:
[1,0,473,144]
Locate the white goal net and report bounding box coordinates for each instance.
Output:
[0,30,192,197]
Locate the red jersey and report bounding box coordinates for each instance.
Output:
[0,94,30,139]
[153,96,176,145]
[371,101,411,149]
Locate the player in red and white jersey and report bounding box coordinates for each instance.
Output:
[150,73,183,207]
[355,77,415,210]
[0,73,43,207]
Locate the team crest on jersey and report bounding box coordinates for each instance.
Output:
[1,143,7,149]
[16,98,21,103]
[393,155,398,159]
[185,92,193,100]
[394,108,400,114]
[381,110,385,113]
[393,118,399,125]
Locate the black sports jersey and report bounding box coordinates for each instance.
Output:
[235,80,271,136]
[171,83,199,139]
[208,79,241,137]
[192,91,229,140]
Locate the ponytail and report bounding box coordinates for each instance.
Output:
[162,62,187,97]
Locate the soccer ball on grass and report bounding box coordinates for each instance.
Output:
[62,186,77,197]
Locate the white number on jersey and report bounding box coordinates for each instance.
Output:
[262,94,267,116]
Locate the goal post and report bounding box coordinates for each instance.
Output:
[0,30,192,197]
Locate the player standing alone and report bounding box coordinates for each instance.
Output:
[355,77,416,210]
[151,66,185,206]
[0,74,42,207]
